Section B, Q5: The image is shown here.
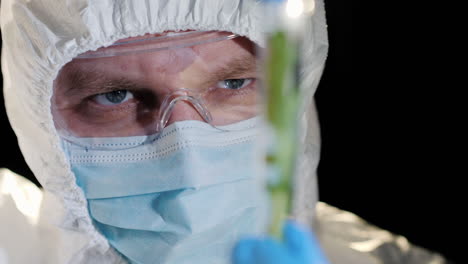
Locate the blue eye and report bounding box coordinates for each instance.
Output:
[217,79,253,90]
[94,90,134,106]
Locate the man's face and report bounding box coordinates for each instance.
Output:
[52,32,259,137]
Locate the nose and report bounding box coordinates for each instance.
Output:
[164,99,206,127]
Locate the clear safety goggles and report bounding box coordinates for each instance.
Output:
[52,31,261,139]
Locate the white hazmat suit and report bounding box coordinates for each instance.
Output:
[0,0,448,263]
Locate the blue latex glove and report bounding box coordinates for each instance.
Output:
[232,220,329,264]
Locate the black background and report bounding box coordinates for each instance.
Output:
[0,1,460,263]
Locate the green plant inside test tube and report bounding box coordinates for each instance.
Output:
[265,30,301,239]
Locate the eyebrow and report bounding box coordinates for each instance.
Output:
[59,66,143,99]
[203,54,258,85]
[59,53,258,98]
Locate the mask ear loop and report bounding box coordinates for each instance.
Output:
[157,89,213,132]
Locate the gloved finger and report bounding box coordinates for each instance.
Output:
[283,220,312,252]
[283,220,329,264]
[253,237,291,263]
[232,238,258,264]
[233,237,291,264]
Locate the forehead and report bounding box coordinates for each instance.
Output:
[60,32,257,80]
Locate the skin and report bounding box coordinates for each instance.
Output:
[52,31,259,137]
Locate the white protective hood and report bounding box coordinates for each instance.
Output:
[1,0,328,263]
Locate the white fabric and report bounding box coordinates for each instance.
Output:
[1,170,448,264]
[0,0,328,263]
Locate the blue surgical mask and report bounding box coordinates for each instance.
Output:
[60,118,269,264]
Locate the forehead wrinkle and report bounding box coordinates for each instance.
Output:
[55,50,258,98]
